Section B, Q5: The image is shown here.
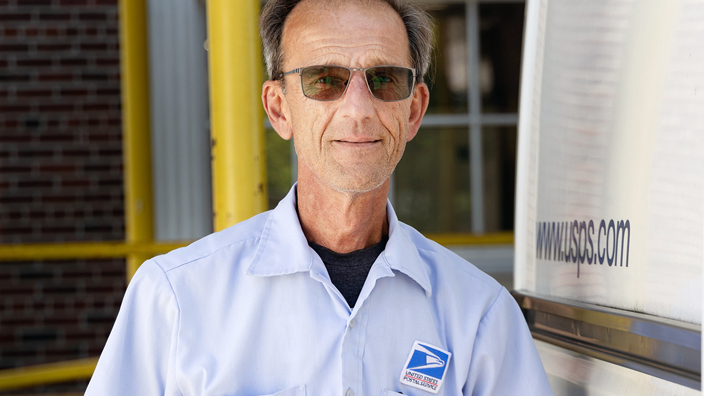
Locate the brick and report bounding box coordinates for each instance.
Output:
[0,13,32,21]
[82,163,109,172]
[97,148,120,156]
[38,104,74,112]
[0,105,31,112]
[17,0,53,4]
[37,43,73,51]
[60,0,89,4]
[0,44,29,52]
[39,164,76,172]
[82,103,109,111]
[0,74,31,81]
[93,57,117,67]
[4,28,19,36]
[61,148,90,157]
[81,73,108,81]
[0,196,34,204]
[16,58,53,67]
[18,149,54,158]
[17,180,52,188]
[16,89,52,97]
[24,119,41,128]
[95,88,119,96]
[60,58,88,66]
[39,227,77,237]
[80,43,107,51]
[84,194,111,202]
[37,133,75,142]
[61,179,90,187]
[39,13,72,21]
[0,134,33,142]
[79,13,108,21]
[38,73,73,81]
[0,165,32,172]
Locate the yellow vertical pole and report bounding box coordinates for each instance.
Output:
[206,0,268,232]
[119,0,154,281]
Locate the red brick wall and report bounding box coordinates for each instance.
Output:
[0,0,124,243]
[0,0,125,392]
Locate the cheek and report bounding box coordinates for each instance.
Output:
[289,101,333,144]
[383,106,410,142]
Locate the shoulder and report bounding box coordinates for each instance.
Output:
[402,222,503,287]
[397,222,505,310]
[149,210,272,273]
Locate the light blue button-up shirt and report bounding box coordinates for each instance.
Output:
[86,186,553,396]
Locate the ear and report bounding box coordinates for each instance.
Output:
[406,82,429,142]
[262,80,293,140]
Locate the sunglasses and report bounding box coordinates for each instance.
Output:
[280,65,417,102]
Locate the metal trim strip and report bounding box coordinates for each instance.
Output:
[512,290,701,390]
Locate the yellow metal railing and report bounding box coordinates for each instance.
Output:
[120,0,155,281]
[0,358,98,392]
[426,231,514,246]
[0,242,189,262]
[206,0,268,232]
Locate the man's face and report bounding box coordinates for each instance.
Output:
[264,0,429,194]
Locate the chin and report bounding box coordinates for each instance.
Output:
[325,172,389,196]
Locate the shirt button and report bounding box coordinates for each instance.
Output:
[349,319,356,329]
[346,388,353,396]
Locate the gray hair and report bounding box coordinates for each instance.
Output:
[259,0,434,84]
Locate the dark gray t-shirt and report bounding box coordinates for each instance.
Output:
[308,236,388,308]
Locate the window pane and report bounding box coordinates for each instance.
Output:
[479,3,525,114]
[266,128,293,209]
[425,4,469,114]
[394,127,472,233]
[482,126,517,232]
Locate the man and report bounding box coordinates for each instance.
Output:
[86,0,553,394]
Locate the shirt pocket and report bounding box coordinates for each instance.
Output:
[259,385,306,396]
[217,385,306,396]
[380,390,405,396]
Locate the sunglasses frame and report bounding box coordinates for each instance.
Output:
[279,64,417,102]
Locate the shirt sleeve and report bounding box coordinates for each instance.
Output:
[85,260,180,396]
[463,288,554,396]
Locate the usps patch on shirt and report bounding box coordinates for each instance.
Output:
[399,341,452,394]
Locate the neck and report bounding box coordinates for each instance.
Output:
[296,165,390,254]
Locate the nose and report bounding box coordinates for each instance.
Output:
[337,70,375,121]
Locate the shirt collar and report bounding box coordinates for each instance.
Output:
[246,184,432,296]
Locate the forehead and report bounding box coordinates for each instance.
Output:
[282,0,411,68]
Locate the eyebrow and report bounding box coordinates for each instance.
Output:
[310,54,403,68]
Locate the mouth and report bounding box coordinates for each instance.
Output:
[333,138,381,144]
[332,140,382,150]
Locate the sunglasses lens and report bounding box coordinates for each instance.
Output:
[365,66,414,101]
[300,66,351,101]
[297,66,414,101]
